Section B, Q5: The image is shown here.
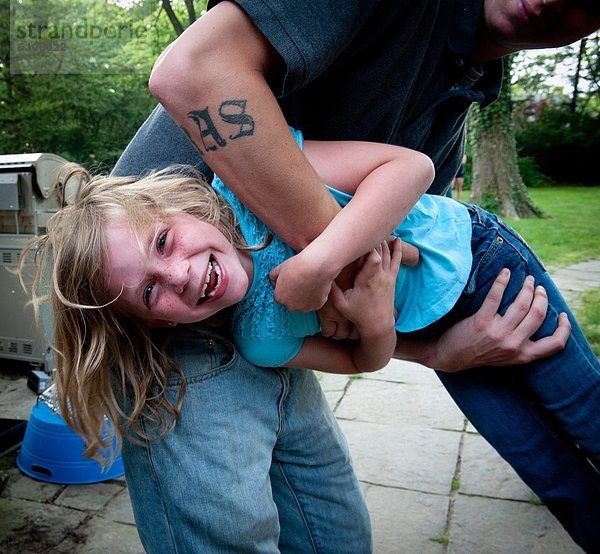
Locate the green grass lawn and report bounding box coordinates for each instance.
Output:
[503,186,600,354]
[505,186,600,268]
[575,288,600,356]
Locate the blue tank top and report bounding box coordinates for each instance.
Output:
[211,129,472,367]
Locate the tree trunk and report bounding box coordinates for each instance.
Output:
[469,55,543,219]
[570,38,585,113]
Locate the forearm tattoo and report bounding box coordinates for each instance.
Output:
[186,99,255,152]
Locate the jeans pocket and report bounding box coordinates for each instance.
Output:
[164,326,237,388]
[464,230,506,295]
[496,219,547,273]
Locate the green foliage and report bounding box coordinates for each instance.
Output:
[573,288,600,356]
[0,0,207,167]
[517,156,551,188]
[471,56,515,136]
[515,105,600,184]
[8,0,165,74]
[512,34,600,117]
[0,73,156,166]
[505,37,600,185]
[477,192,501,214]
[469,56,544,218]
[429,537,450,545]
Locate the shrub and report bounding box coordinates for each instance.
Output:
[518,156,551,188]
[515,104,600,184]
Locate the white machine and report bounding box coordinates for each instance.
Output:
[0,153,68,371]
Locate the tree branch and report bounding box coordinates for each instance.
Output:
[161,0,185,36]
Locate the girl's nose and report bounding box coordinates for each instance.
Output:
[162,259,189,293]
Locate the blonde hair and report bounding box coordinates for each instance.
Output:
[20,164,246,463]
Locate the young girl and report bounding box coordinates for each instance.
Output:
[23,130,598,545]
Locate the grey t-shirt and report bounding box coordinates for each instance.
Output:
[114,0,502,193]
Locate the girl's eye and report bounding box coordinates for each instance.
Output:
[144,283,155,307]
[156,231,168,253]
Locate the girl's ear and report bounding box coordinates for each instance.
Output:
[146,319,177,328]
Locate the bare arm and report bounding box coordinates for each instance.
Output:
[286,240,401,374]
[150,1,339,251]
[150,2,569,370]
[271,140,434,311]
[394,269,571,371]
[151,5,430,312]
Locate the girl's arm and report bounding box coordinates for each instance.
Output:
[284,239,402,374]
[271,140,434,312]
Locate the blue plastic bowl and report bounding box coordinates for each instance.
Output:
[17,402,124,484]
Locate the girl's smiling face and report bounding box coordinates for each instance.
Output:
[105,211,253,326]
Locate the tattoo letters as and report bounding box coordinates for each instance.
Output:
[187,99,255,152]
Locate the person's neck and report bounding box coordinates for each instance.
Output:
[471,28,517,63]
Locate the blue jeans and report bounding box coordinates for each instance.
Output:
[426,205,600,551]
[120,327,371,554]
[114,108,371,553]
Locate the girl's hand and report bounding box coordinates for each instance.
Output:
[330,239,402,332]
[317,239,418,340]
[269,237,414,315]
[269,251,337,312]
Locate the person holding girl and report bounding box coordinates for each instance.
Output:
[95,1,600,550]
[24,129,599,550]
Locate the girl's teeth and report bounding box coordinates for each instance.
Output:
[207,263,222,297]
[200,259,222,300]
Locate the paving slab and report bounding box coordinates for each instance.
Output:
[1,255,598,553]
[459,433,533,502]
[54,480,124,512]
[5,471,64,502]
[99,487,137,526]
[551,261,600,294]
[316,371,348,408]
[552,259,600,274]
[550,277,597,292]
[316,371,348,391]
[553,268,600,283]
[74,516,144,554]
[336,378,465,431]
[362,483,448,554]
[361,359,443,386]
[559,290,581,307]
[549,259,600,307]
[0,497,88,552]
[449,495,583,554]
[465,420,477,434]
[339,419,461,495]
